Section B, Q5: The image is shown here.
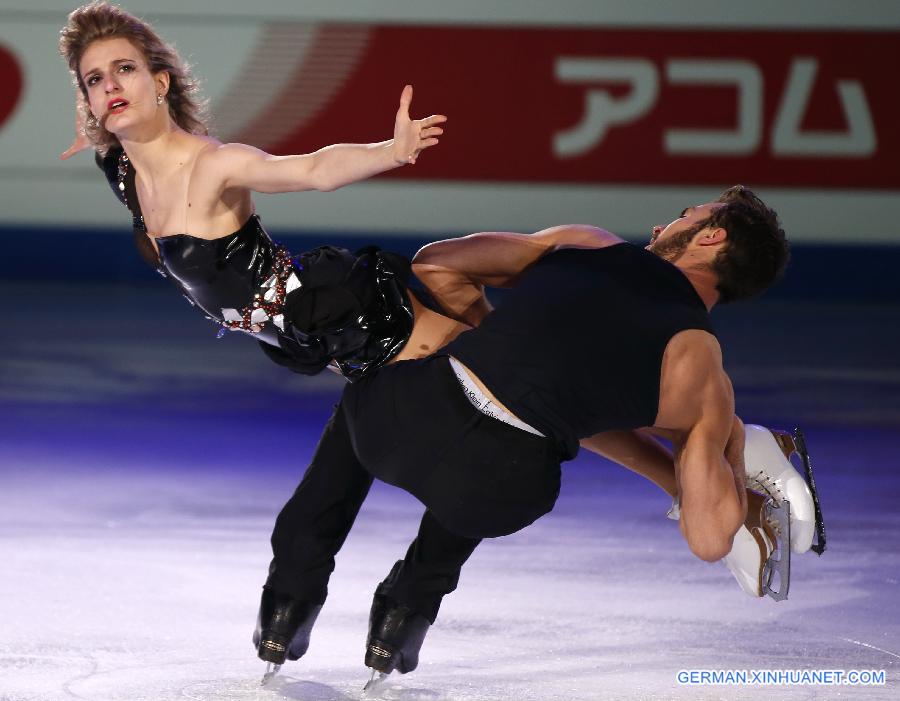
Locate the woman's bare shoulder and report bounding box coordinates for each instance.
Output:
[196,141,268,180]
[190,137,234,186]
[191,135,225,161]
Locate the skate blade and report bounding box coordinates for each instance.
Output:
[761,498,791,601]
[362,668,390,693]
[792,428,827,555]
[261,662,281,685]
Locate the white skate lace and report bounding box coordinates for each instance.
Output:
[748,470,784,501]
[748,470,785,537]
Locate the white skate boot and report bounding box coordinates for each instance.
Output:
[725,490,792,600]
[667,491,788,599]
[723,523,775,598]
[721,425,827,600]
[743,425,826,555]
[668,426,825,600]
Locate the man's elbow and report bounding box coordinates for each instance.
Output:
[412,240,449,266]
[688,534,734,563]
[681,520,735,562]
[410,261,447,285]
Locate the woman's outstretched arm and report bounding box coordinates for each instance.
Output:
[215,85,444,193]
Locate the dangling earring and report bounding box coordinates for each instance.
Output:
[156,94,165,105]
[86,115,98,128]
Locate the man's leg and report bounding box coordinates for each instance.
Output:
[341,356,560,675]
[365,510,481,674]
[376,510,481,623]
[256,398,374,665]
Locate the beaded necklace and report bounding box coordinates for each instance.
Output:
[117,152,146,233]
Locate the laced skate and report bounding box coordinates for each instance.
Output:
[721,483,790,600]
[717,425,827,601]
[743,425,826,555]
[760,494,791,600]
[723,522,776,598]
[668,423,826,599]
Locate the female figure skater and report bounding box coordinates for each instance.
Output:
[57,1,486,678]
[57,0,461,674]
[59,1,450,380]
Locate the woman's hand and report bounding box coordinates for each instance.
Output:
[59,102,92,160]
[391,85,445,165]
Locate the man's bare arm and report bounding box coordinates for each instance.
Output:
[677,411,744,562]
[411,225,622,326]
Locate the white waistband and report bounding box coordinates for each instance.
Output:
[448,357,545,437]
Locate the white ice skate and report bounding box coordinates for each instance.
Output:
[722,426,827,600]
[723,522,775,598]
[668,426,825,601]
[724,490,792,600]
[668,491,788,599]
[743,425,824,555]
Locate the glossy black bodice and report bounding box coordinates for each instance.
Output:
[154,216,284,347]
[98,146,415,381]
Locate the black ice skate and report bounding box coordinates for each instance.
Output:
[364,593,431,678]
[253,587,322,675]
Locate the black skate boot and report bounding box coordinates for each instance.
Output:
[253,587,323,665]
[365,592,431,674]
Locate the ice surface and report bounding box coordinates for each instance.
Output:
[1,429,898,701]
[1,284,898,700]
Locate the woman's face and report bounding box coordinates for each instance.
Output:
[79,37,166,135]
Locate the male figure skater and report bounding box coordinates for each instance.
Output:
[256,186,810,680]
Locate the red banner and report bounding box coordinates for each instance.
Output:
[0,45,23,131]
[246,26,899,189]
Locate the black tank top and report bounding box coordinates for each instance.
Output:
[445,244,714,458]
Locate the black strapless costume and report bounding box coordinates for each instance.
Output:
[97,147,414,382]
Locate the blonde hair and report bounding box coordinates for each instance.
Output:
[58,1,208,154]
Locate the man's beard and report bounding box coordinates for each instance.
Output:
[648,221,707,263]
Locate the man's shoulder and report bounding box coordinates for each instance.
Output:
[661,330,726,396]
[668,328,721,354]
[657,331,732,430]
[665,330,725,382]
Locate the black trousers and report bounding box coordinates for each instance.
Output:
[342,355,561,539]
[268,355,561,623]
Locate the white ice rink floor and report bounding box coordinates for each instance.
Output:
[2,286,899,700]
[2,436,898,701]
